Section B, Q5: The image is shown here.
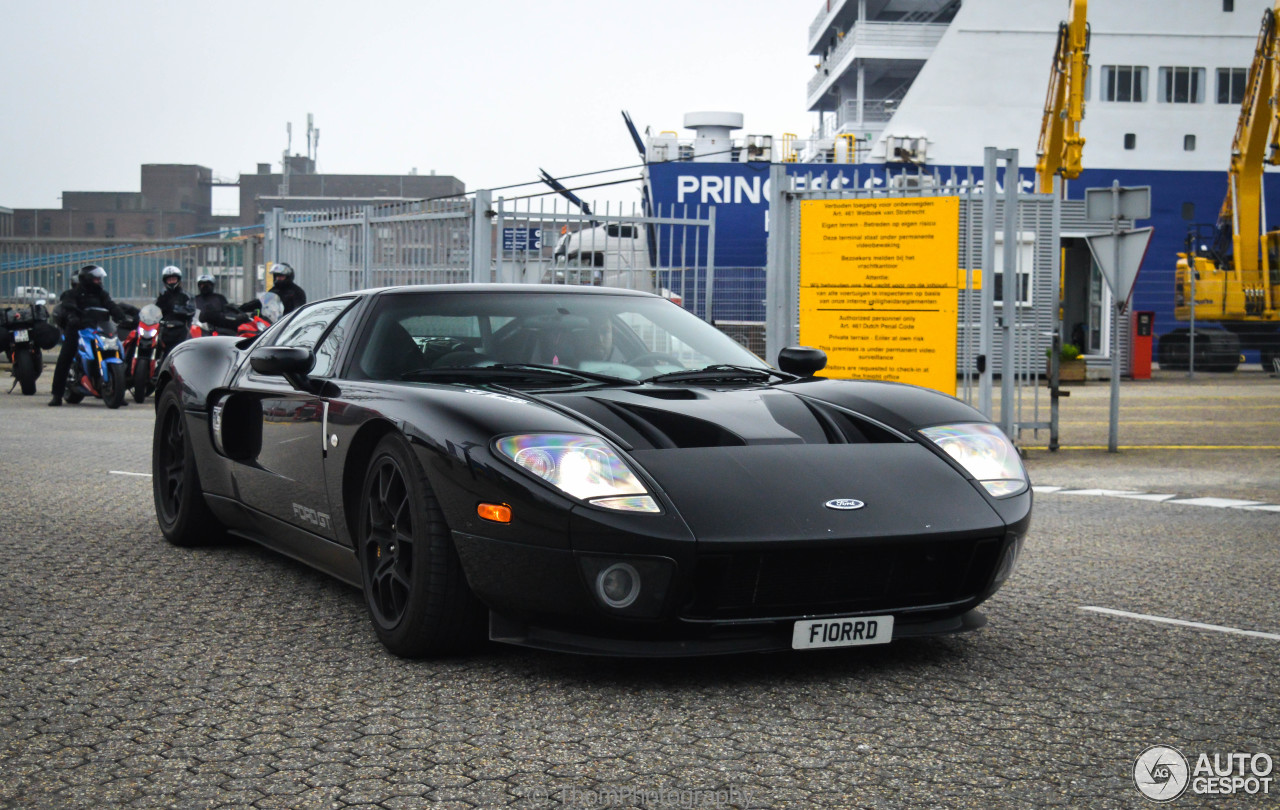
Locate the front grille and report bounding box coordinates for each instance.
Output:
[685,537,1002,620]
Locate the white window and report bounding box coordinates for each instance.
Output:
[992,232,1035,307]
[1158,67,1206,103]
[1101,66,1148,102]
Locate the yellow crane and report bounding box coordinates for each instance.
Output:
[1169,1,1280,371]
[1036,0,1089,195]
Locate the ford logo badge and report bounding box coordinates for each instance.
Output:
[825,498,865,511]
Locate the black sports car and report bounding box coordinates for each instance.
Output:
[152,284,1031,657]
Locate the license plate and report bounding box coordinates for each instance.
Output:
[792,615,894,650]
[12,329,28,343]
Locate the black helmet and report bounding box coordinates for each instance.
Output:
[79,265,107,286]
[271,262,295,284]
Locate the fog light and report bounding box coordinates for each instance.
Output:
[596,563,641,609]
[992,534,1025,587]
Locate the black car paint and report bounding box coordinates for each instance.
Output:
[155,285,1032,656]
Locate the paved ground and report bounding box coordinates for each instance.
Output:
[0,370,1277,809]
[1015,367,1280,503]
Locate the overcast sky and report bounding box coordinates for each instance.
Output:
[0,0,817,214]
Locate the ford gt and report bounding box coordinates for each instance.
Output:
[151,284,1031,657]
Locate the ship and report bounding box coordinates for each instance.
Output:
[642,0,1280,368]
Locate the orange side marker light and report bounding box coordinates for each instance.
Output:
[477,503,512,524]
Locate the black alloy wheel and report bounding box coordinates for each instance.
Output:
[152,387,224,546]
[357,435,484,658]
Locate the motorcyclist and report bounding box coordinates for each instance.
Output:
[192,273,248,334]
[155,266,190,318]
[264,262,306,315]
[153,266,193,349]
[49,265,129,406]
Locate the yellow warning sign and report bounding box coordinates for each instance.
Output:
[799,197,960,395]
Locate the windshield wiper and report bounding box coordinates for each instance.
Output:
[400,363,633,385]
[641,364,799,384]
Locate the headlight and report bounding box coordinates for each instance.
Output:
[920,423,1028,498]
[494,434,661,513]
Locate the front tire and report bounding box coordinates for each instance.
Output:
[153,386,226,546]
[132,350,151,403]
[13,349,36,395]
[356,435,484,657]
[103,362,126,409]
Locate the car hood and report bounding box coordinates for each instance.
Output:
[536,384,1008,544]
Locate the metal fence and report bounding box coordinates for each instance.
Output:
[0,231,262,306]
[262,192,770,352]
[764,153,1065,443]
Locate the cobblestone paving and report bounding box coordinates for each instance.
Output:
[2,385,1277,809]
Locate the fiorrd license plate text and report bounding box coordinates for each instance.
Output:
[792,615,894,649]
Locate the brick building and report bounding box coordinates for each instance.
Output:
[237,157,465,225]
[9,159,466,239]
[11,165,223,239]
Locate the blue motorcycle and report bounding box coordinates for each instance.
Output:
[63,306,127,409]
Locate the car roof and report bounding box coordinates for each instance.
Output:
[363,284,660,299]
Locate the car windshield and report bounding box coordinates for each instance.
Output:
[350,290,766,384]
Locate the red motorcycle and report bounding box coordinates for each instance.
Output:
[123,303,194,404]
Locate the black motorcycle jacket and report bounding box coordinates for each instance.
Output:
[155,287,192,320]
[192,292,245,332]
[271,280,307,314]
[56,282,127,333]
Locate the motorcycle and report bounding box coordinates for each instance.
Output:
[63,306,128,409]
[190,292,283,341]
[2,301,60,395]
[123,303,193,404]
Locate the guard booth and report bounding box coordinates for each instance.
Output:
[1131,311,1154,379]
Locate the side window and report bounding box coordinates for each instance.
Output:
[268,298,355,368]
[310,303,361,378]
[1158,66,1206,103]
[1100,65,1148,102]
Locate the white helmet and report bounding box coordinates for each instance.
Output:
[197,274,215,285]
[162,266,182,281]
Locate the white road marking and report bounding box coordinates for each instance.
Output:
[1080,606,1280,642]
[1106,492,1178,501]
[1166,496,1265,509]
[108,471,152,477]
[1035,486,1277,511]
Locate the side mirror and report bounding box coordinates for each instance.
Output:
[777,346,827,378]
[250,346,315,391]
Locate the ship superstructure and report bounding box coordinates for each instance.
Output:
[642,0,1280,365]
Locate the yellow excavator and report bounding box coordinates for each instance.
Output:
[1036,0,1088,194]
[1166,1,1280,371]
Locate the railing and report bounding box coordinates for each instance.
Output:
[808,21,948,98]
[809,0,847,43]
